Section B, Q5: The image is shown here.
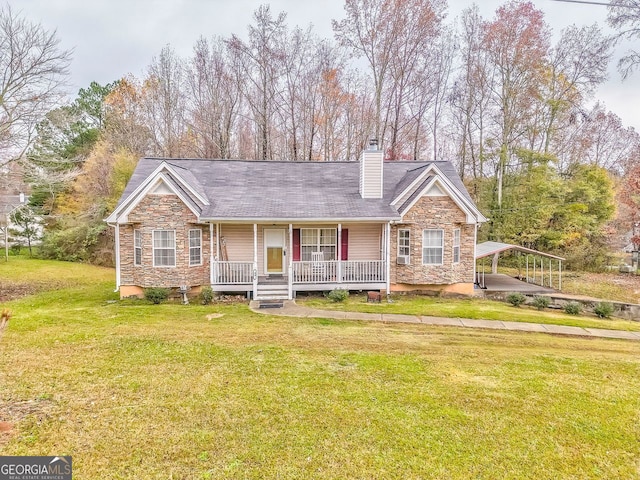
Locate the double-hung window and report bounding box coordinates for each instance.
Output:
[301,228,336,261]
[134,229,142,266]
[153,230,176,267]
[398,229,410,262]
[189,229,202,266]
[453,228,461,264]
[422,229,444,265]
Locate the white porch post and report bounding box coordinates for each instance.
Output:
[472,224,478,289]
[288,223,293,300]
[209,223,214,285]
[253,223,258,300]
[216,223,220,260]
[385,222,391,295]
[337,223,342,284]
[114,224,121,293]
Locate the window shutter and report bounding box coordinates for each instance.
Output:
[293,229,301,261]
[341,229,349,260]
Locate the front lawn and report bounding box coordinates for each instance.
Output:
[1,258,639,478]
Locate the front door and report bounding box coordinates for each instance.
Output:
[264,229,285,274]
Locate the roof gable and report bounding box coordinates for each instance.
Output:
[105,162,203,223]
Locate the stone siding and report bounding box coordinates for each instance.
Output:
[120,194,213,294]
[391,195,475,287]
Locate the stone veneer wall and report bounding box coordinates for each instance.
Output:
[390,195,476,288]
[120,193,213,292]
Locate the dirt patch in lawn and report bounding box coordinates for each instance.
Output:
[0,279,69,302]
[0,398,56,446]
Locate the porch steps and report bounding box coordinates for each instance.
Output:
[256,282,289,301]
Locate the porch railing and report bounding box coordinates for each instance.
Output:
[292,260,385,284]
[212,261,254,284]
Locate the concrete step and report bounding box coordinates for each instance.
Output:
[257,294,289,301]
[258,300,284,308]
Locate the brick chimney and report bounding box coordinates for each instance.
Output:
[359,138,383,199]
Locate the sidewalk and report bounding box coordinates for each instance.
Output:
[249,300,640,342]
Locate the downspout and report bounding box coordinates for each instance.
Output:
[385,222,391,296]
[107,222,121,294]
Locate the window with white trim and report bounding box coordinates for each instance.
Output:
[422,229,443,265]
[153,230,176,267]
[301,228,336,261]
[189,229,202,266]
[398,229,410,261]
[453,228,461,264]
[134,229,142,266]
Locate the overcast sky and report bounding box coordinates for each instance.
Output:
[13,0,640,131]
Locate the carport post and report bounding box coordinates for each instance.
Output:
[549,259,552,289]
[526,255,529,283]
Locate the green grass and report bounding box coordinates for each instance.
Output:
[298,294,640,332]
[1,258,640,478]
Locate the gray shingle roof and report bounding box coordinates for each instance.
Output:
[114,158,477,222]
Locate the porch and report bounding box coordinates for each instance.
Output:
[207,222,391,300]
[211,259,387,298]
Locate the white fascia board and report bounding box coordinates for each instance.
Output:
[116,172,201,224]
[105,161,172,223]
[390,165,435,207]
[399,176,479,224]
[163,163,209,206]
[106,161,205,223]
[198,216,402,223]
[391,164,487,223]
[426,165,488,223]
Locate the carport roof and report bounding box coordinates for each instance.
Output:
[475,241,565,261]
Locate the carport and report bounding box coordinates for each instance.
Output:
[475,241,565,292]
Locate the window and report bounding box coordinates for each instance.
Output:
[453,228,461,264]
[153,230,176,267]
[422,229,443,265]
[398,229,410,260]
[301,228,336,261]
[134,230,142,266]
[189,229,202,266]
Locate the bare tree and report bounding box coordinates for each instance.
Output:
[227,6,287,160]
[143,46,189,157]
[0,5,71,167]
[608,0,640,79]
[333,0,446,156]
[186,36,240,159]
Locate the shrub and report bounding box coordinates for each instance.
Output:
[200,286,214,305]
[593,301,615,319]
[506,292,526,307]
[327,288,349,303]
[9,244,22,255]
[564,302,581,315]
[144,287,170,304]
[532,296,550,310]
